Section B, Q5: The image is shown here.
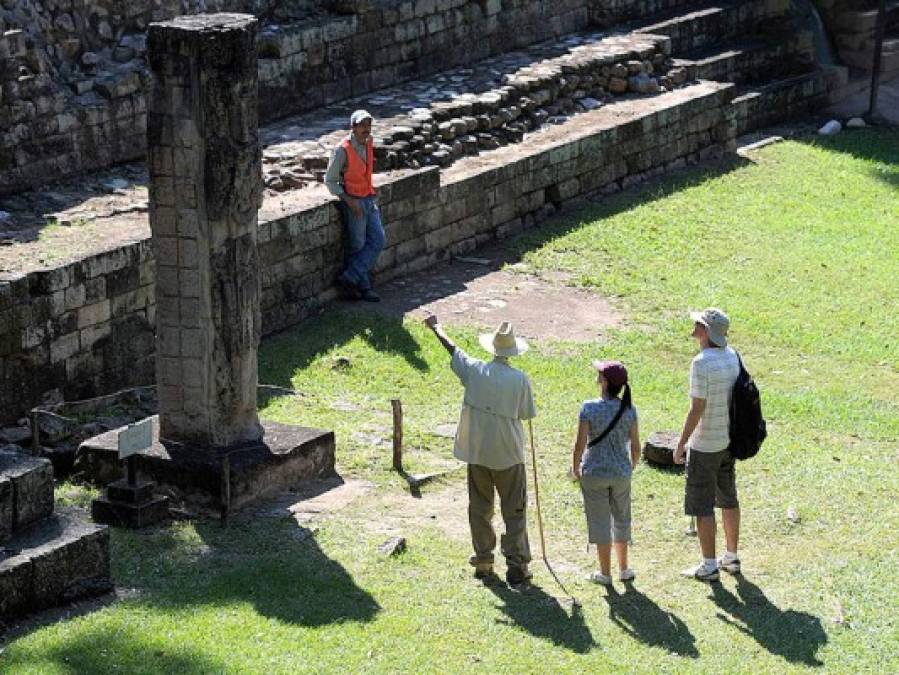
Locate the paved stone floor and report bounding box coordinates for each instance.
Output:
[825,75,899,124]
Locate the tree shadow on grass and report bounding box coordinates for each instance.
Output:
[710,576,827,667]
[797,129,899,190]
[113,516,380,630]
[0,624,226,675]
[259,306,429,387]
[603,583,699,658]
[484,579,595,654]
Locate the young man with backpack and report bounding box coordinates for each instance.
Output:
[673,307,742,581]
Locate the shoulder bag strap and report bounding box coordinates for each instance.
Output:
[586,401,627,449]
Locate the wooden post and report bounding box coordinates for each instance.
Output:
[391,399,403,472]
[220,453,231,527]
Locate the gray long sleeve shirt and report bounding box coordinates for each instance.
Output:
[324,135,370,199]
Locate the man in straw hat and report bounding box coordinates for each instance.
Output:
[424,312,537,585]
[673,307,741,582]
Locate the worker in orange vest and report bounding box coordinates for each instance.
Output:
[324,109,385,302]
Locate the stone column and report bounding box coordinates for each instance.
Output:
[147,14,263,448]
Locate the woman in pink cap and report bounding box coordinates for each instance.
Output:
[572,359,641,585]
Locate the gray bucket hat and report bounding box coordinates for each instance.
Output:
[690,307,730,347]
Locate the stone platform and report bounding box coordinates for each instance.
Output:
[0,508,111,618]
[78,417,336,512]
[2,449,111,620]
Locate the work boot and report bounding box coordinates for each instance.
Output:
[469,554,494,579]
[359,287,380,302]
[336,273,360,299]
[506,565,533,586]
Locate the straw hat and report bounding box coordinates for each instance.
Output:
[478,321,529,357]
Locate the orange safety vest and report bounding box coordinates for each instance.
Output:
[341,137,376,198]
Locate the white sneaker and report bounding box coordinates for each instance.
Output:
[718,553,741,574]
[680,563,719,582]
[589,571,613,585]
[619,568,636,582]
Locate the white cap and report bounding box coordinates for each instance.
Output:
[350,109,373,126]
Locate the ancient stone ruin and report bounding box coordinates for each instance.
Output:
[0,448,111,619]
[78,14,335,513]
[0,1,891,444]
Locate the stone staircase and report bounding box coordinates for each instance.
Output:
[832,0,899,75]
[0,449,110,620]
[0,2,855,423]
[257,0,841,190]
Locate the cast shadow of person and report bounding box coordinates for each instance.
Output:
[603,583,699,658]
[710,575,827,667]
[483,578,595,654]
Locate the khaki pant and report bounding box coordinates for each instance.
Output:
[579,475,632,545]
[467,463,531,569]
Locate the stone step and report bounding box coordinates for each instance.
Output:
[730,67,838,135]
[0,449,54,542]
[677,31,815,85]
[633,0,789,55]
[840,37,899,72]
[0,507,111,618]
[591,0,704,28]
[259,29,685,183]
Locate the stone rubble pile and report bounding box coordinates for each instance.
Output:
[259,31,694,192]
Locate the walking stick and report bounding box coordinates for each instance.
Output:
[528,419,581,609]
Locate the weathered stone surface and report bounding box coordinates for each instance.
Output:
[0,508,111,618]
[148,14,263,449]
[0,475,12,541]
[0,450,54,530]
[79,418,335,511]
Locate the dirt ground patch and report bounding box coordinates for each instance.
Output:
[370,243,623,342]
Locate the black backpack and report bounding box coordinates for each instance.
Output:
[727,353,767,460]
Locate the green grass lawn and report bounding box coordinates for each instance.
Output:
[3,129,897,673]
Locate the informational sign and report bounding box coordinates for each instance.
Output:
[118,418,153,460]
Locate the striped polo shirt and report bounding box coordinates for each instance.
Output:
[688,346,740,453]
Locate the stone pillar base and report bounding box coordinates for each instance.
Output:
[91,479,170,528]
[79,418,336,512]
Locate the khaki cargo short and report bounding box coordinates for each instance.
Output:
[684,448,739,517]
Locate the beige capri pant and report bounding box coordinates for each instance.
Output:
[579,475,632,545]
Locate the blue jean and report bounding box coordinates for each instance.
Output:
[340,196,385,290]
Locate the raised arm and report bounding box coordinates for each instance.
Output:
[423,312,456,356]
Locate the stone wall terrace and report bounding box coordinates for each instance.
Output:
[0,80,735,424]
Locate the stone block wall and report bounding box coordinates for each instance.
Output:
[0,241,157,423]
[0,79,735,423]
[257,0,592,115]
[0,1,320,195]
[816,0,899,74]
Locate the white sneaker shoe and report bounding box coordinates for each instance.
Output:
[718,554,741,574]
[589,571,613,585]
[619,568,636,582]
[681,563,719,582]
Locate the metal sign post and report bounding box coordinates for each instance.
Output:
[118,418,153,485]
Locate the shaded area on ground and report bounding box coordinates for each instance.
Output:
[0,624,227,674]
[710,576,828,667]
[484,578,595,654]
[111,515,380,630]
[260,308,430,379]
[603,584,699,658]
